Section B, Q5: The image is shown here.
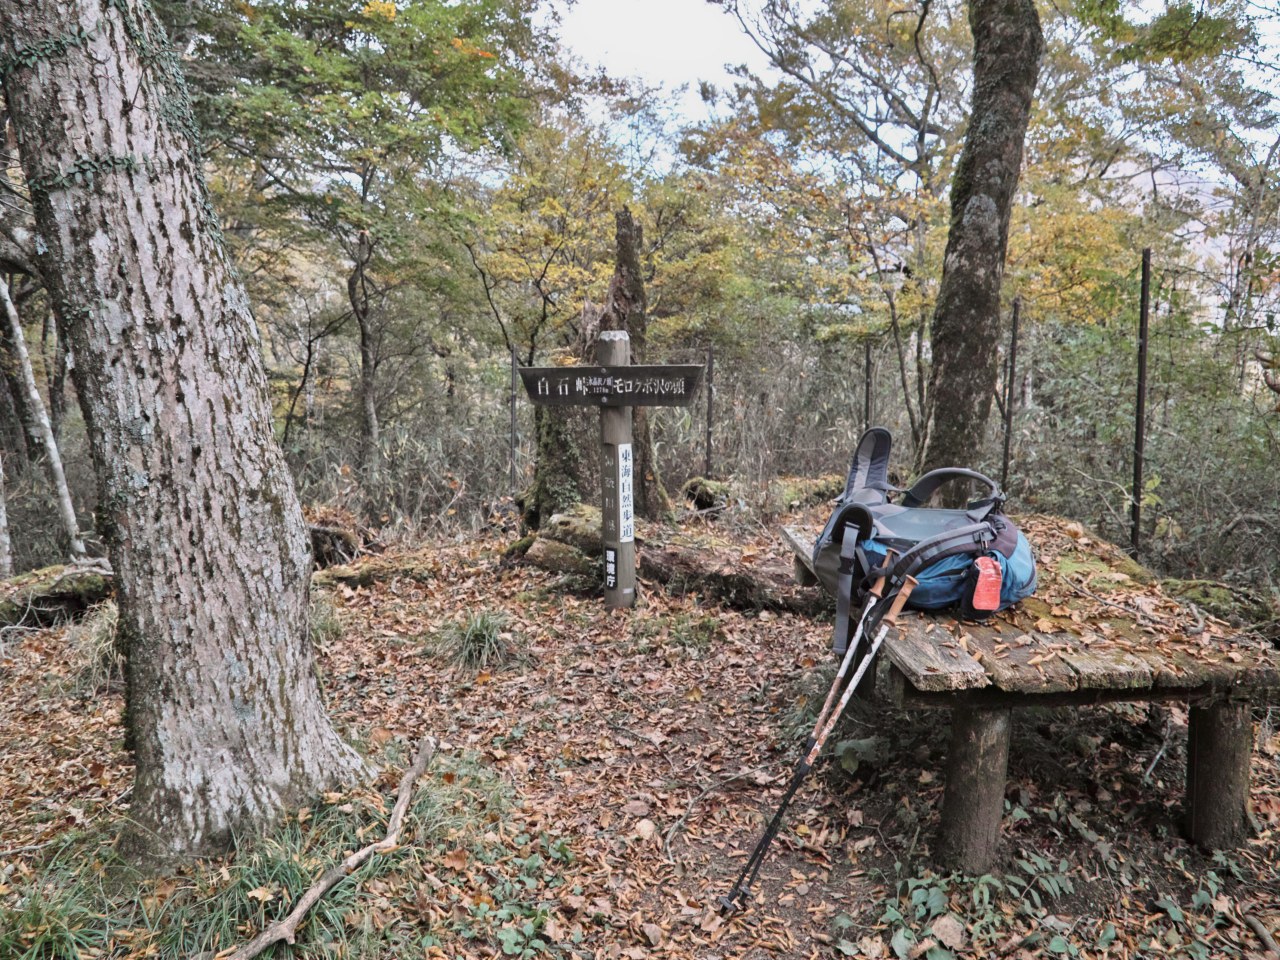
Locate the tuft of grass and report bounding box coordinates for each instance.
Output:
[0,751,550,960]
[62,600,121,695]
[423,610,527,671]
[308,590,344,650]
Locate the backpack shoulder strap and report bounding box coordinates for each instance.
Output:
[889,520,999,583]
[842,427,894,504]
[900,467,1003,515]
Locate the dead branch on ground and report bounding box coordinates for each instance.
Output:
[220,736,438,960]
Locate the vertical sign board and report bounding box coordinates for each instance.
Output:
[518,339,703,609]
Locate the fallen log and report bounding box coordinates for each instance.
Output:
[519,504,828,615]
[0,561,113,627]
[641,538,829,616]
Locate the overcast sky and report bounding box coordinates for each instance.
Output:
[555,0,771,120]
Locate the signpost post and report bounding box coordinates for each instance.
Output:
[518,333,704,609]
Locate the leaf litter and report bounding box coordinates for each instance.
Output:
[0,512,1278,958]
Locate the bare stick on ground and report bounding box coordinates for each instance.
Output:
[1241,911,1280,959]
[222,737,439,960]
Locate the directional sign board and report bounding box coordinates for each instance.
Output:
[519,364,703,407]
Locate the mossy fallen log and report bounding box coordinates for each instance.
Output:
[0,564,113,626]
[769,474,843,513]
[640,537,829,616]
[1161,578,1274,627]
[681,477,732,511]
[542,503,605,556]
[311,556,436,589]
[525,538,596,576]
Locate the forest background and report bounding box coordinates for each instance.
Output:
[2,0,1279,591]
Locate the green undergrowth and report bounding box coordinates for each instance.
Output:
[628,610,724,658]
[423,609,530,672]
[851,849,1251,960]
[0,749,576,959]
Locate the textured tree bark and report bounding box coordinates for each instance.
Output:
[602,207,670,519]
[923,0,1043,473]
[1185,700,1253,850]
[937,706,1012,872]
[525,405,582,529]
[348,230,380,473]
[0,0,368,863]
[0,276,84,557]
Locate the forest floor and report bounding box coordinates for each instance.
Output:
[1,508,1279,959]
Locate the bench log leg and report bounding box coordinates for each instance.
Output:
[938,706,1011,873]
[1186,700,1253,850]
[793,555,818,587]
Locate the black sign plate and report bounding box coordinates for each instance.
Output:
[519,364,703,407]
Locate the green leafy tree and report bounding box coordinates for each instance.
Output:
[184,0,540,475]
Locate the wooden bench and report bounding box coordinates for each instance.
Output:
[783,517,1280,872]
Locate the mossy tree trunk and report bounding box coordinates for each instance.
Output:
[0,0,367,863]
[526,405,582,529]
[923,0,1043,474]
[601,207,670,519]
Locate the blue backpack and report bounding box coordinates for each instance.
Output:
[812,428,1037,652]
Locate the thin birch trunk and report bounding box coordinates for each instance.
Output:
[0,275,84,557]
[0,452,12,578]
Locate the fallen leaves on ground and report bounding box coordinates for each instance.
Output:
[0,512,1278,959]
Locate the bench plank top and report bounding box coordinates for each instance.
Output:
[782,517,1280,705]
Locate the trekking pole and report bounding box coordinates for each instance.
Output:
[804,575,918,766]
[807,549,897,753]
[719,575,918,916]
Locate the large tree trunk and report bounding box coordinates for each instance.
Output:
[0,0,367,863]
[0,275,84,557]
[525,405,583,529]
[923,0,1043,473]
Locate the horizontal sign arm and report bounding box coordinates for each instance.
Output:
[518,364,705,407]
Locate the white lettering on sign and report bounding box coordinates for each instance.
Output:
[618,443,634,543]
[605,547,618,589]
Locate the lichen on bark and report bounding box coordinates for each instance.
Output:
[0,0,369,865]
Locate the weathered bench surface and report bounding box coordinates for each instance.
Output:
[783,515,1280,707]
[784,512,1280,869]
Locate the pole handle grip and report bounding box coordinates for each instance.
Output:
[883,575,919,625]
[869,548,897,599]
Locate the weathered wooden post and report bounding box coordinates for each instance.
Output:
[1185,700,1253,850]
[598,332,637,609]
[518,349,704,609]
[938,706,1012,872]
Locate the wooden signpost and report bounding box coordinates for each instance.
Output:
[519,331,704,609]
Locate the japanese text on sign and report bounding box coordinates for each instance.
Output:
[604,547,618,589]
[617,443,634,544]
[518,364,703,407]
